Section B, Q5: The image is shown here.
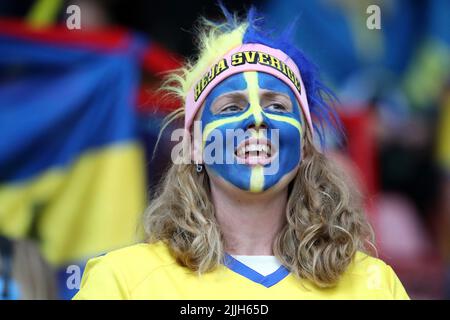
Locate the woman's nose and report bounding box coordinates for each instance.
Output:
[246,122,268,131]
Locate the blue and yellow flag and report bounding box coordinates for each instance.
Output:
[0,21,146,274]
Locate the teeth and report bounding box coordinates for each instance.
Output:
[236,143,271,157]
[245,144,270,153]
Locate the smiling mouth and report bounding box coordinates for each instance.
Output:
[234,137,277,166]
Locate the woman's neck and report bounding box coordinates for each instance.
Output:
[210,183,288,256]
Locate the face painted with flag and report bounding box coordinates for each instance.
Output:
[186,44,310,193]
[199,71,303,192]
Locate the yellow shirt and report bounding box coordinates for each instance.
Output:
[73,241,410,300]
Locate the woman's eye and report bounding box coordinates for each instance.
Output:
[219,105,243,114]
[266,103,288,113]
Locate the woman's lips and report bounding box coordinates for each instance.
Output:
[234,137,278,166]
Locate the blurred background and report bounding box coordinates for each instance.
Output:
[0,0,449,299]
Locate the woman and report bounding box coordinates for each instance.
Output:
[74,8,409,300]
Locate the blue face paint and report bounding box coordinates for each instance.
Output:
[200,71,303,192]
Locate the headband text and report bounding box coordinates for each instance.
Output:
[194,50,303,101]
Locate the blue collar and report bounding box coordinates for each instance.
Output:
[223,253,290,288]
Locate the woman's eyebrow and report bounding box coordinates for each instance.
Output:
[260,90,291,102]
[210,91,248,111]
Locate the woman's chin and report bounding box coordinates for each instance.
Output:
[206,165,299,198]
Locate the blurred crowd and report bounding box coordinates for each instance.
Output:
[0,0,449,299]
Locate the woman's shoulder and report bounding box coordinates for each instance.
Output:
[339,251,410,299]
[99,241,175,267]
[348,251,390,273]
[73,241,176,299]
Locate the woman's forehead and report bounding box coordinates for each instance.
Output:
[205,72,294,102]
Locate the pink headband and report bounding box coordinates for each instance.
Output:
[184,43,312,131]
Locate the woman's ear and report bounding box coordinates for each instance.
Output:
[190,103,206,164]
[190,122,203,164]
